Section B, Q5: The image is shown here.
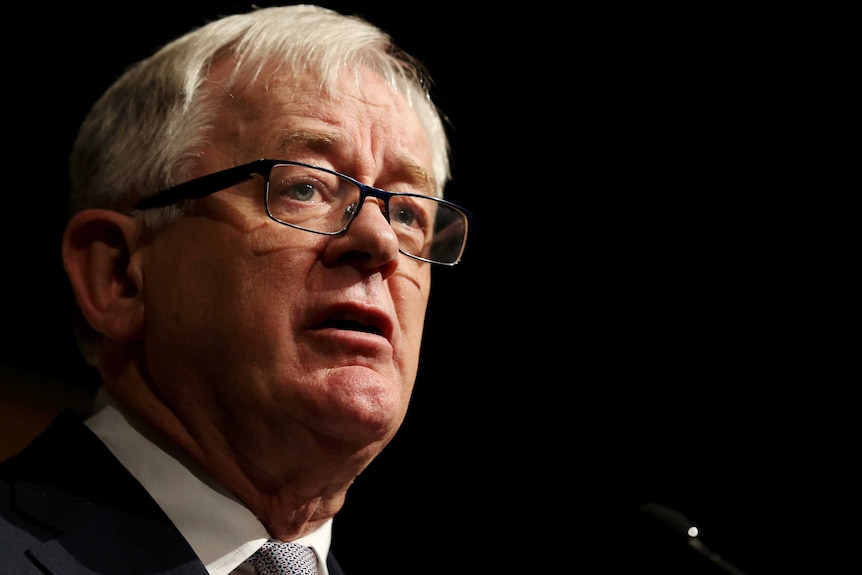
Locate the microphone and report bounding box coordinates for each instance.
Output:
[640,502,748,575]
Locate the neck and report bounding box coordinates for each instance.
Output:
[100,360,375,539]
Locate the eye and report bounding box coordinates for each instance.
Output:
[283,181,319,202]
[265,164,355,228]
[268,164,340,205]
[392,205,419,228]
[390,196,433,234]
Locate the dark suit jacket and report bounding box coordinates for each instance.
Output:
[0,410,345,574]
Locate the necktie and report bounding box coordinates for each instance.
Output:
[247,540,320,575]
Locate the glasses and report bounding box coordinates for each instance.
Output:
[134,159,471,265]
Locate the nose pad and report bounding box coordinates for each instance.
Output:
[364,197,388,219]
[343,198,386,229]
[322,189,401,273]
[341,195,399,261]
[350,197,389,227]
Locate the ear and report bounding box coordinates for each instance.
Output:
[61,209,145,343]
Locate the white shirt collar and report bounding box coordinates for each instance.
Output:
[84,387,332,575]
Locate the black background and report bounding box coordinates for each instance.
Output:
[1,2,852,573]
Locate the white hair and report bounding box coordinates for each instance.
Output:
[68,4,450,216]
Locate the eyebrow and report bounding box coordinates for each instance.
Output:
[274,129,437,194]
[275,129,339,155]
[399,160,436,195]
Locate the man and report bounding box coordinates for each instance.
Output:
[0,5,470,574]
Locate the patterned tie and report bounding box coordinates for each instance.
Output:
[247,540,320,575]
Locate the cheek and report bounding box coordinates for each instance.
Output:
[393,270,431,354]
[142,241,238,356]
[142,222,302,348]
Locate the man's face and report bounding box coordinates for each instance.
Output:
[135,65,434,478]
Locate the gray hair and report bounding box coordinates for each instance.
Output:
[68,4,450,217]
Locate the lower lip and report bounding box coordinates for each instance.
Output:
[308,327,392,355]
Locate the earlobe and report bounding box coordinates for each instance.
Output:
[61,209,145,343]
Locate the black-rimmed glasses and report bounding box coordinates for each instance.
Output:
[134,159,471,265]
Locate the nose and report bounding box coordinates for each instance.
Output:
[324,197,400,275]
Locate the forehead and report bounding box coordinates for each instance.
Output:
[207,62,433,170]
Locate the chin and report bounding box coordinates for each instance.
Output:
[312,366,409,443]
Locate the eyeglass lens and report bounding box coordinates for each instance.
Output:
[264,163,466,264]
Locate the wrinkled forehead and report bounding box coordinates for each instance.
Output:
[205,60,433,168]
[201,55,446,192]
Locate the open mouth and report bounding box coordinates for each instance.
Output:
[322,318,383,336]
[313,306,391,339]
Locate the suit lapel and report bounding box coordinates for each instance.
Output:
[27,510,207,574]
[7,411,208,575]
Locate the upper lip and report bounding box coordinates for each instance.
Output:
[309,302,394,341]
